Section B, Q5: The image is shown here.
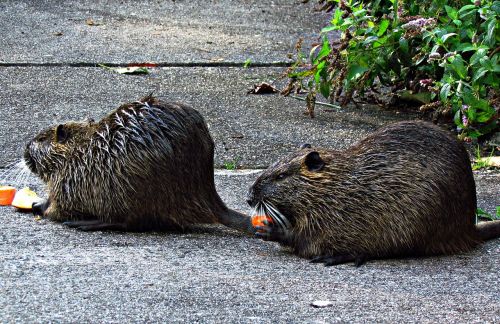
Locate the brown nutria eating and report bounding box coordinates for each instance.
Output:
[247,121,500,266]
[24,96,252,233]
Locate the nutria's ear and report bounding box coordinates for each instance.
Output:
[300,143,312,149]
[55,124,68,143]
[304,151,325,172]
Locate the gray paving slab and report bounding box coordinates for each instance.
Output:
[0,66,415,168]
[0,0,329,65]
[0,171,499,323]
[1,0,499,322]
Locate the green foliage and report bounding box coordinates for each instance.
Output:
[223,158,240,170]
[476,206,500,220]
[287,0,499,138]
[471,145,495,169]
[244,59,252,68]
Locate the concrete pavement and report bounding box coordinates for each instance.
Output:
[1,1,499,322]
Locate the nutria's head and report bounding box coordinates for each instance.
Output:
[247,145,340,230]
[24,120,95,181]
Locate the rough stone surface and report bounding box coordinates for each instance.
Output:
[0,172,498,323]
[0,0,329,64]
[0,66,414,168]
[0,0,498,322]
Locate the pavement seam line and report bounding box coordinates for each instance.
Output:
[0,62,292,68]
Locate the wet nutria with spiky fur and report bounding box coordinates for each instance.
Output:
[24,96,252,232]
[247,121,500,266]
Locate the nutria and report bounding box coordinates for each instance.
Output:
[25,96,252,232]
[247,121,500,266]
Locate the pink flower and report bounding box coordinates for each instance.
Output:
[443,52,456,59]
[462,115,468,127]
[402,18,436,30]
[419,79,433,86]
[428,52,441,61]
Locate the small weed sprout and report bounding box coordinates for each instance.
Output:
[243,59,252,69]
[472,146,495,170]
[224,157,240,170]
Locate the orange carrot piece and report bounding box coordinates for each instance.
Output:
[251,215,273,228]
[0,186,16,206]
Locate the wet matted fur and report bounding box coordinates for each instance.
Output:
[25,96,251,232]
[247,121,500,266]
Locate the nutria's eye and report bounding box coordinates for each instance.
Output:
[35,134,48,142]
[277,173,287,180]
[55,124,68,143]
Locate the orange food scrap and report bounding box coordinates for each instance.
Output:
[11,188,40,210]
[0,186,16,206]
[251,215,273,228]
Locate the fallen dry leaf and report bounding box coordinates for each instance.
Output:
[247,82,279,95]
[85,18,101,26]
[230,133,244,139]
[311,300,333,308]
[99,64,150,75]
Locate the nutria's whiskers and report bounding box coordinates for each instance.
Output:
[0,160,20,184]
[252,202,264,217]
[0,160,32,187]
[262,200,291,229]
[250,202,264,219]
[13,161,32,186]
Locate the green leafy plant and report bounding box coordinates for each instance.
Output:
[472,145,495,169]
[476,206,500,220]
[223,157,240,170]
[244,58,252,68]
[285,0,499,138]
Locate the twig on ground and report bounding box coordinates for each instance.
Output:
[289,95,342,110]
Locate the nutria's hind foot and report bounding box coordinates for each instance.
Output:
[310,254,367,267]
[32,199,50,216]
[63,220,127,231]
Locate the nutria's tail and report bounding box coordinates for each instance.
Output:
[218,208,255,234]
[476,220,500,241]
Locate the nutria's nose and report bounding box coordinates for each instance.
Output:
[246,198,254,207]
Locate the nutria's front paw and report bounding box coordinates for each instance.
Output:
[32,199,50,216]
[254,224,272,240]
[255,222,287,242]
[310,254,367,267]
